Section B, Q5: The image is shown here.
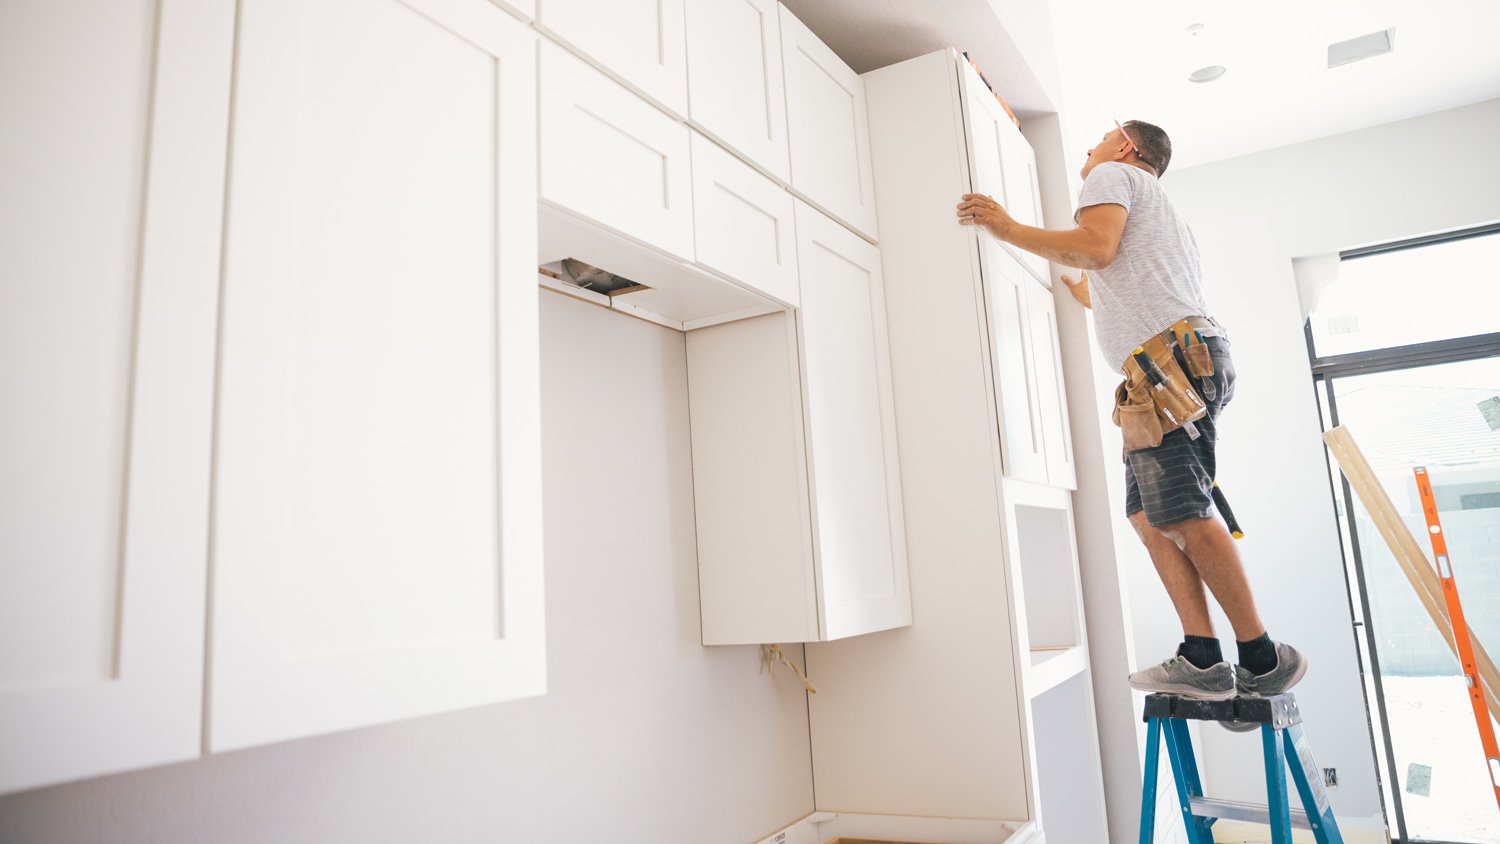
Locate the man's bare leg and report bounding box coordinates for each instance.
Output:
[1128,511,1215,638]
[1156,515,1266,642]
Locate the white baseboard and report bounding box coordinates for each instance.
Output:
[755,811,1033,844]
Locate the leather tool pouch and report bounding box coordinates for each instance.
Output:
[1113,375,1163,452]
[1174,318,1216,379]
[1112,335,1207,453]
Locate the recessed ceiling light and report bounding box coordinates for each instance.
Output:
[1188,65,1227,83]
[1328,28,1395,68]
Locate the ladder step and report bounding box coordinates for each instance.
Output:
[1189,796,1313,830]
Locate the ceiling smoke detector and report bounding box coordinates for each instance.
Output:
[1328,28,1395,68]
[1188,65,1227,84]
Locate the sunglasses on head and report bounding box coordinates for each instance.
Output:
[1114,119,1138,153]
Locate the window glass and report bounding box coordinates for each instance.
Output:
[1309,231,1500,358]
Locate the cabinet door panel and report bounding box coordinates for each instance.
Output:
[690,132,799,306]
[960,59,1007,207]
[541,40,695,261]
[211,0,543,752]
[958,57,1047,282]
[983,246,1048,485]
[780,5,878,240]
[793,202,909,640]
[0,0,233,793]
[1000,133,1050,281]
[1028,282,1077,489]
[537,0,686,114]
[684,0,788,180]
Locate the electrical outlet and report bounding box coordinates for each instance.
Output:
[1323,767,1339,789]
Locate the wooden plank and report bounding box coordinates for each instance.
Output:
[1323,426,1500,723]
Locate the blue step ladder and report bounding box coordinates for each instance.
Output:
[1139,692,1344,844]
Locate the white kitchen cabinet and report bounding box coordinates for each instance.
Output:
[778,3,879,241]
[689,131,800,307]
[0,0,235,795]
[683,0,789,181]
[687,200,909,645]
[957,55,1049,283]
[801,49,1098,832]
[536,0,686,115]
[541,39,696,262]
[209,0,544,752]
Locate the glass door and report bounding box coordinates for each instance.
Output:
[1320,358,1500,842]
[1310,225,1500,842]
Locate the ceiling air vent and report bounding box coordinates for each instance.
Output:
[1328,28,1395,69]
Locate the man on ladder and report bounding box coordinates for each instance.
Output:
[957,120,1305,701]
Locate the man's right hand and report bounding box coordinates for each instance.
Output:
[1061,270,1091,309]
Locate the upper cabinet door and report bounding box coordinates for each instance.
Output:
[690,132,799,306]
[210,0,544,753]
[1027,280,1078,490]
[683,0,789,181]
[0,0,234,794]
[959,57,1007,208]
[958,56,1047,282]
[537,0,687,115]
[794,201,910,640]
[984,246,1049,486]
[998,127,1051,282]
[541,40,695,261]
[780,5,879,241]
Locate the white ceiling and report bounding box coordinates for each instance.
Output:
[785,0,1500,172]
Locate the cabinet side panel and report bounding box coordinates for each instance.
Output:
[686,314,817,645]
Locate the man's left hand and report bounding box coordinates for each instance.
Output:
[956,193,1016,240]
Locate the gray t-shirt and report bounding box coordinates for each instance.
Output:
[1075,162,1208,371]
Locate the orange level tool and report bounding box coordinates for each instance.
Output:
[1413,466,1500,810]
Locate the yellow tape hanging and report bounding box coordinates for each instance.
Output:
[764,644,817,694]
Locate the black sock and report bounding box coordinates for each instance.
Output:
[1177,635,1223,669]
[1238,633,1277,675]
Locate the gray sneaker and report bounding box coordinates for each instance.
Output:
[1234,642,1309,697]
[1128,656,1236,700]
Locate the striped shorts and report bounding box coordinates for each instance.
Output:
[1125,335,1236,527]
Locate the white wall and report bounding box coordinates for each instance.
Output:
[1126,97,1500,831]
[0,292,815,843]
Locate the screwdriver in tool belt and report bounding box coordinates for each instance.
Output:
[1131,347,1200,438]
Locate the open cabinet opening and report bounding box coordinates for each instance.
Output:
[539,258,651,299]
[1015,503,1081,651]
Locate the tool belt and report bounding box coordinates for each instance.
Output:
[1112,317,1223,452]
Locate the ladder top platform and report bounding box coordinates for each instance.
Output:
[1143,693,1302,729]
